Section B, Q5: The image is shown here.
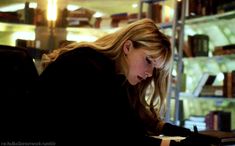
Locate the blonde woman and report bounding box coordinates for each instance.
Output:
[38,18,210,146]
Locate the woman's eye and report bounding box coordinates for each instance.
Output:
[145,57,152,64]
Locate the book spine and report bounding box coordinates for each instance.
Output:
[223,72,233,98]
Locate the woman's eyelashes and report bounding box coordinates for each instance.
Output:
[145,57,152,65]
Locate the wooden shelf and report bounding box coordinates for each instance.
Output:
[179,93,235,103]
[185,11,235,24]
[0,22,35,31]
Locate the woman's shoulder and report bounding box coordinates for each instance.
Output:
[61,47,103,60]
[61,47,102,59]
[55,47,114,72]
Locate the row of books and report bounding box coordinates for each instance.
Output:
[184,110,231,132]
[184,35,235,57]
[111,3,163,27]
[177,0,235,20]
[0,12,20,23]
[213,44,235,56]
[205,110,231,132]
[187,0,235,18]
[0,2,97,28]
[193,72,235,98]
[0,2,166,28]
[0,2,47,25]
[176,0,235,22]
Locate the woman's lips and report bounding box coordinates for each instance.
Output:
[137,75,143,81]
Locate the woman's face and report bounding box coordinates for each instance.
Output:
[123,40,163,85]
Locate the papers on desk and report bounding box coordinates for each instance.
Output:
[151,135,185,142]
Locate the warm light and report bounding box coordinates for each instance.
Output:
[47,0,57,21]
[161,5,174,23]
[164,5,171,22]
[29,3,37,9]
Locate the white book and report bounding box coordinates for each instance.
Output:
[184,120,206,127]
[193,73,216,97]
[189,116,205,122]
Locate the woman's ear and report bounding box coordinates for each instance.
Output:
[123,40,133,55]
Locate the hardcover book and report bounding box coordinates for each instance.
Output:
[199,130,235,145]
[193,73,216,97]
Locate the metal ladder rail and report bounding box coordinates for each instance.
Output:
[165,0,187,125]
[137,0,186,124]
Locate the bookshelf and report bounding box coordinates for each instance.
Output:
[183,54,235,94]
[0,21,108,74]
[0,22,107,49]
[0,22,35,46]
[184,12,235,56]
[168,0,235,131]
[180,95,235,102]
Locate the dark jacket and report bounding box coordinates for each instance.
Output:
[36,47,162,145]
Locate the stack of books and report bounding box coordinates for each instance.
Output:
[199,130,235,146]
[205,111,231,132]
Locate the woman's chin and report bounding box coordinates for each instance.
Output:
[127,79,138,85]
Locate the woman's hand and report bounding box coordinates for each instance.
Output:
[162,123,192,137]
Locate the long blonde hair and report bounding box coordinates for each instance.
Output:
[41,18,172,134]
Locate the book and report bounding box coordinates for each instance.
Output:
[189,115,205,122]
[223,71,235,98]
[188,34,209,57]
[200,85,223,97]
[193,73,216,97]
[199,130,235,145]
[184,115,206,131]
[184,120,206,131]
[213,44,235,56]
[205,111,231,132]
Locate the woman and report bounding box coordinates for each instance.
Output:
[38,18,209,146]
